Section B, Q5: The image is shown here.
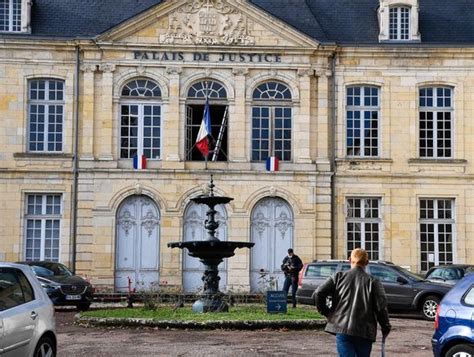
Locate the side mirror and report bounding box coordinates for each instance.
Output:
[396,276,408,285]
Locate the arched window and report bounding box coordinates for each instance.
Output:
[120,79,162,160]
[251,81,292,162]
[186,80,228,162]
[28,79,65,152]
[121,79,161,97]
[187,80,227,99]
[253,81,292,101]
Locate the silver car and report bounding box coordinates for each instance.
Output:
[0,263,56,356]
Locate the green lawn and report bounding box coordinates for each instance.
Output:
[81,305,323,322]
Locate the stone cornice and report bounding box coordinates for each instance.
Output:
[337,46,474,59]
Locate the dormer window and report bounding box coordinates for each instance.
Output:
[0,0,31,33]
[389,6,410,40]
[378,0,420,42]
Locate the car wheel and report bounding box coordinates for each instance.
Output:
[421,295,440,320]
[34,335,56,357]
[446,343,474,357]
[77,303,91,311]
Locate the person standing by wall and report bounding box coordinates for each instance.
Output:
[315,248,391,357]
[281,248,303,308]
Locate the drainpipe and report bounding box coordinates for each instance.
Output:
[329,52,337,259]
[70,45,81,273]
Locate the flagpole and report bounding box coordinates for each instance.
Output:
[205,83,209,170]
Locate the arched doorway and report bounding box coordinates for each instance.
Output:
[250,197,294,292]
[183,201,228,293]
[115,195,160,292]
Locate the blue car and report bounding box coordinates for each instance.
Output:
[432,273,474,357]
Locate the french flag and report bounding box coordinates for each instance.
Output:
[266,156,279,171]
[195,98,211,157]
[133,154,147,170]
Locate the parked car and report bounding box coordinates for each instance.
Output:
[432,273,474,357]
[0,262,56,357]
[296,260,452,320]
[425,264,474,285]
[18,261,94,311]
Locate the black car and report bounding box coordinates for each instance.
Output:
[424,264,474,285]
[296,260,452,320]
[18,261,94,311]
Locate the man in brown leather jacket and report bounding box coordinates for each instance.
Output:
[315,248,391,357]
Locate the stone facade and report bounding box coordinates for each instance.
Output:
[0,0,472,291]
[334,47,474,270]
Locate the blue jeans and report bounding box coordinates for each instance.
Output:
[283,275,297,307]
[336,334,373,357]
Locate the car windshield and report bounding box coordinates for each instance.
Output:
[426,268,445,279]
[30,263,72,277]
[391,266,424,281]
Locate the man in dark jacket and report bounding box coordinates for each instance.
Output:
[281,248,303,308]
[315,248,391,357]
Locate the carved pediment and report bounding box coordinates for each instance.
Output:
[98,0,319,48]
[161,0,254,46]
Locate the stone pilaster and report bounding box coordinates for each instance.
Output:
[163,66,182,167]
[296,68,314,164]
[230,68,249,162]
[97,64,116,161]
[315,69,332,171]
[80,64,97,160]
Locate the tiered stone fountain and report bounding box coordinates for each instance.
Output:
[168,176,254,313]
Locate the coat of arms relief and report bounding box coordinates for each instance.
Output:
[160,0,255,45]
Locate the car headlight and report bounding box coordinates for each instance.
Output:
[40,282,60,290]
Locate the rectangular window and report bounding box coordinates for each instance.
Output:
[252,106,292,162]
[389,7,410,40]
[346,86,379,157]
[28,79,64,152]
[120,104,161,160]
[419,87,453,158]
[346,198,381,260]
[0,0,21,32]
[25,194,62,262]
[420,199,454,272]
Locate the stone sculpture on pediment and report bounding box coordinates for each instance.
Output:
[160,0,255,46]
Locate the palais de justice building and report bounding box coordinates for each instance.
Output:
[0,0,473,292]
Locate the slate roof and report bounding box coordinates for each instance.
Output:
[5,0,474,44]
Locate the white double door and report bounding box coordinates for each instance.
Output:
[115,195,160,292]
[250,197,294,292]
[183,202,228,293]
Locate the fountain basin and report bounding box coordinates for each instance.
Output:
[191,195,233,206]
[168,241,254,261]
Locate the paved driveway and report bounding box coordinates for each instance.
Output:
[56,310,434,356]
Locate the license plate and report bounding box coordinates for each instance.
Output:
[65,295,81,300]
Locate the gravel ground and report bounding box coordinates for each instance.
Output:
[55,307,434,356]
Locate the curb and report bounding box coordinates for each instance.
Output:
[74,315,327,330]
